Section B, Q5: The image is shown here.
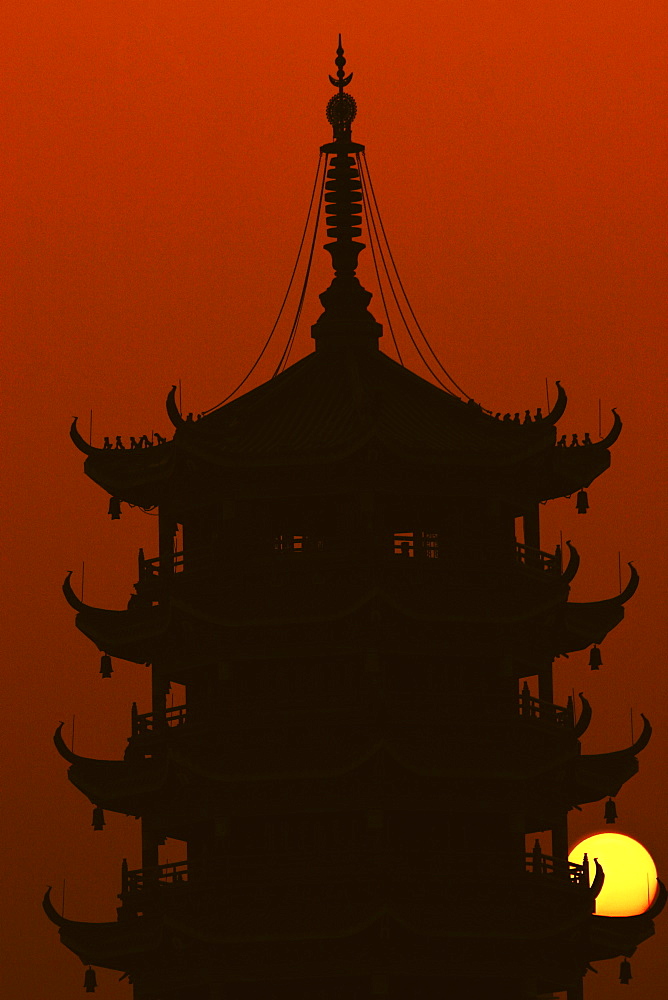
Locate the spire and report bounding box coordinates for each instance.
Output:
[312,39,382,350]
[326,35,356,139]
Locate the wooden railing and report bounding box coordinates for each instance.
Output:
[524,851,588,886]
[515,542,561,575]
[136,542,561,574]
[519,687,574,726]
[138,548,184,580]
[121,851,589,897]
[122,859,189,894]
[392,532,439,559]
[131,694,574,737]
[132,702,187,737]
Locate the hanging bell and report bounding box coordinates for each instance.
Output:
[100,653,113,678]
[576,489,589,514]
[619,958,632,985]
[589,645,603,670]
[108,497,122,520]
[84,966,97,992]
[92,805,105,831]
[605,797,618,825]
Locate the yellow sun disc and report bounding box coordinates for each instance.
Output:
[569,833,658,916]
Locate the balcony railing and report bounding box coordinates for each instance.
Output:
[121,851,590,899]
[122,859,190,895]
[515,542,561,575]
[525,851,589,886]
[519,688,574,726]
[138,548,184,580]
[131,702,187,737]
[131,694,574,737]
[136,540,561,575]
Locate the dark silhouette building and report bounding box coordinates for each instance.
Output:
[45,42,663,1000]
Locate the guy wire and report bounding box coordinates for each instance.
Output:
[360,151,472,400]
[273,154,329,375]
[355,154,403,364]
[358,155,455,393]
[203,152,325,413]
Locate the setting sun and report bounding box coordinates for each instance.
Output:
[570,833,658,916]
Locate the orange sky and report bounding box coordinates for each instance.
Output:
[2,2,666,996]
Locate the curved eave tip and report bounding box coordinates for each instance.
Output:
[562,540,580,583]
[166,385,183,428]
[54,721,80,764]
[630,713,652,755]
[43,886,66,927]
[591,858,605,898]
[619,562,639,604]
[546,381,567,425]
[70,416,97,456]
[648,879,667,919]
[574,691,592,737]
[62,571,88,613]
[598,408,622,448]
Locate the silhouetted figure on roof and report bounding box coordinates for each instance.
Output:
[524,410,532,424]
[114,436,125,449]
[139,435,152,448]
[129,436,140,450]
[557,434,567,446]
[534,407,543,421]
[583,432,592,446]
[103,436,113,450]
[570,434,580,447]
[155,432,166,445]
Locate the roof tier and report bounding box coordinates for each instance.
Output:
[44,878,599,972]
[71,354,620,510]
[55,707,650,831]
[588,882,667,961]
[42,888,162,973]
[45,854,664,984]
[62,564,637,674]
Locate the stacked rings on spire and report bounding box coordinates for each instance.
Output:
[324,152,363,241]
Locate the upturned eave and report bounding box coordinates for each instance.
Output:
[571,714,652,805]
[43,888,162,970]
[588,880,666,961]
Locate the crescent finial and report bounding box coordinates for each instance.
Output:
[329,35,353,92]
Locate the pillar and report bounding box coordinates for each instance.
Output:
[523,504,540,552]
[537,658,554,705]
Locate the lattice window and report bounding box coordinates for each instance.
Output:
[274,533,323,553]
[393,531,439,559]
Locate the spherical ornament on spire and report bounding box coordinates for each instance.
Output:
[326,92,357,130]
[326,92,358,142]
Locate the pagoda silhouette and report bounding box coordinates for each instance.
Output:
[45,41,664,1000]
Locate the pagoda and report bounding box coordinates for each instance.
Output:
[45,42,663,1000]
